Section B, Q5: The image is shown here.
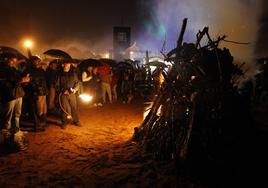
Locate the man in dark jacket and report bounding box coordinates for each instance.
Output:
[23,56,47,131]
[45,60,58,113]
[0,54,29,149]
[56,60,81,129]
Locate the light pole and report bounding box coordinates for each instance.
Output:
[24,39,33,58]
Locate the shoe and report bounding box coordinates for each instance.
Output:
[72,121,82,127]
[93,103,98,107]
[61,121,68,129]
[97,103,103,107]
[35,124,46,132]
[3,131,13,145]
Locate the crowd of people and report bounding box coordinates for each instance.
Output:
[0,54,137,150]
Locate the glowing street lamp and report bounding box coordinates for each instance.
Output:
[24,40,33,48]
[23,39,33,57]
[104,53,109,59]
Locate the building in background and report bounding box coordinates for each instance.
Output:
[113,26,131,61]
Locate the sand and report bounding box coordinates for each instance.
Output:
[0,100,185,188]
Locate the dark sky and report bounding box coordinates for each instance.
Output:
[0,0,267,59]
[0,0,150,57]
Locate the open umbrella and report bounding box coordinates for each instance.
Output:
[98,63,111,75]
[117,61,134,69]
[43,49,72,59]
[147,60,167,67]
[72,59,81,64]
[79,58,103,71]
[0,46,28,61]
[99,58,117,67]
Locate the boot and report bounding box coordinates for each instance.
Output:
[35,123,45,132]
[40,114,47,127]
[3,131,13,146]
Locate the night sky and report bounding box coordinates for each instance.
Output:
[0,0,267,60]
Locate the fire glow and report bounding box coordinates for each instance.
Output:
[79,94,93,102]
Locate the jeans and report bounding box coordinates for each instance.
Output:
[102,82,112,103]
[60,93,79,123]
[47,86,56,110]
[112,85,117,101]
[2,97,23,133]
[36,95,47,116]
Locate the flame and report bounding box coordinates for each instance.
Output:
[79,94,93,102]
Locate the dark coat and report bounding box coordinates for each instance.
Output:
[0,65,25,101]
[56,68,79,93]
[23,66,47,96]
[45,67,58,88]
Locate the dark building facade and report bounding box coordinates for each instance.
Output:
[113,27,131,60]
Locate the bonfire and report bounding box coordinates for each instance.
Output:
[133,18,250,166]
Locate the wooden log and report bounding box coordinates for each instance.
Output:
[165,18,188,60]
[195,27,209,48]
[177,18,188,48]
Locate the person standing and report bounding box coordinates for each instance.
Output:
[111,68,119,102]
[56,60,81,128]
[121,68,134,104]
[92,67,103,107]
[0,54,29,150]
[45,60,58,114]
[100,70,112,104]
[81,65,94,94]
[23,56,47,131]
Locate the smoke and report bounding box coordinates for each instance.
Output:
[255,0,268,58]
[31,35,113,60]
[0,0,264,65]
[1,36,112,60]
[136,0,261,62]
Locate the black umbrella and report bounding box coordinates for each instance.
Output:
[147,61,167,67]
[43,49,72,59]
[117,61,134,69]
[99,58,117,67]
[72,59,81,64]
[0,46,28,61]
[79,58,103,70]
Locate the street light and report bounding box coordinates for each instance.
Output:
[23,39,33,57]
[104,53,109,59]
[24,40,33,48]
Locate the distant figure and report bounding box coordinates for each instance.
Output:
[81,65,94,95]
[0,54,29,150]
[56,61,81,128]
[100,70,112,104]
[92,67,103,107]
[111,68,119,102]
[121,69,134,104]
[72,62,83,96]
